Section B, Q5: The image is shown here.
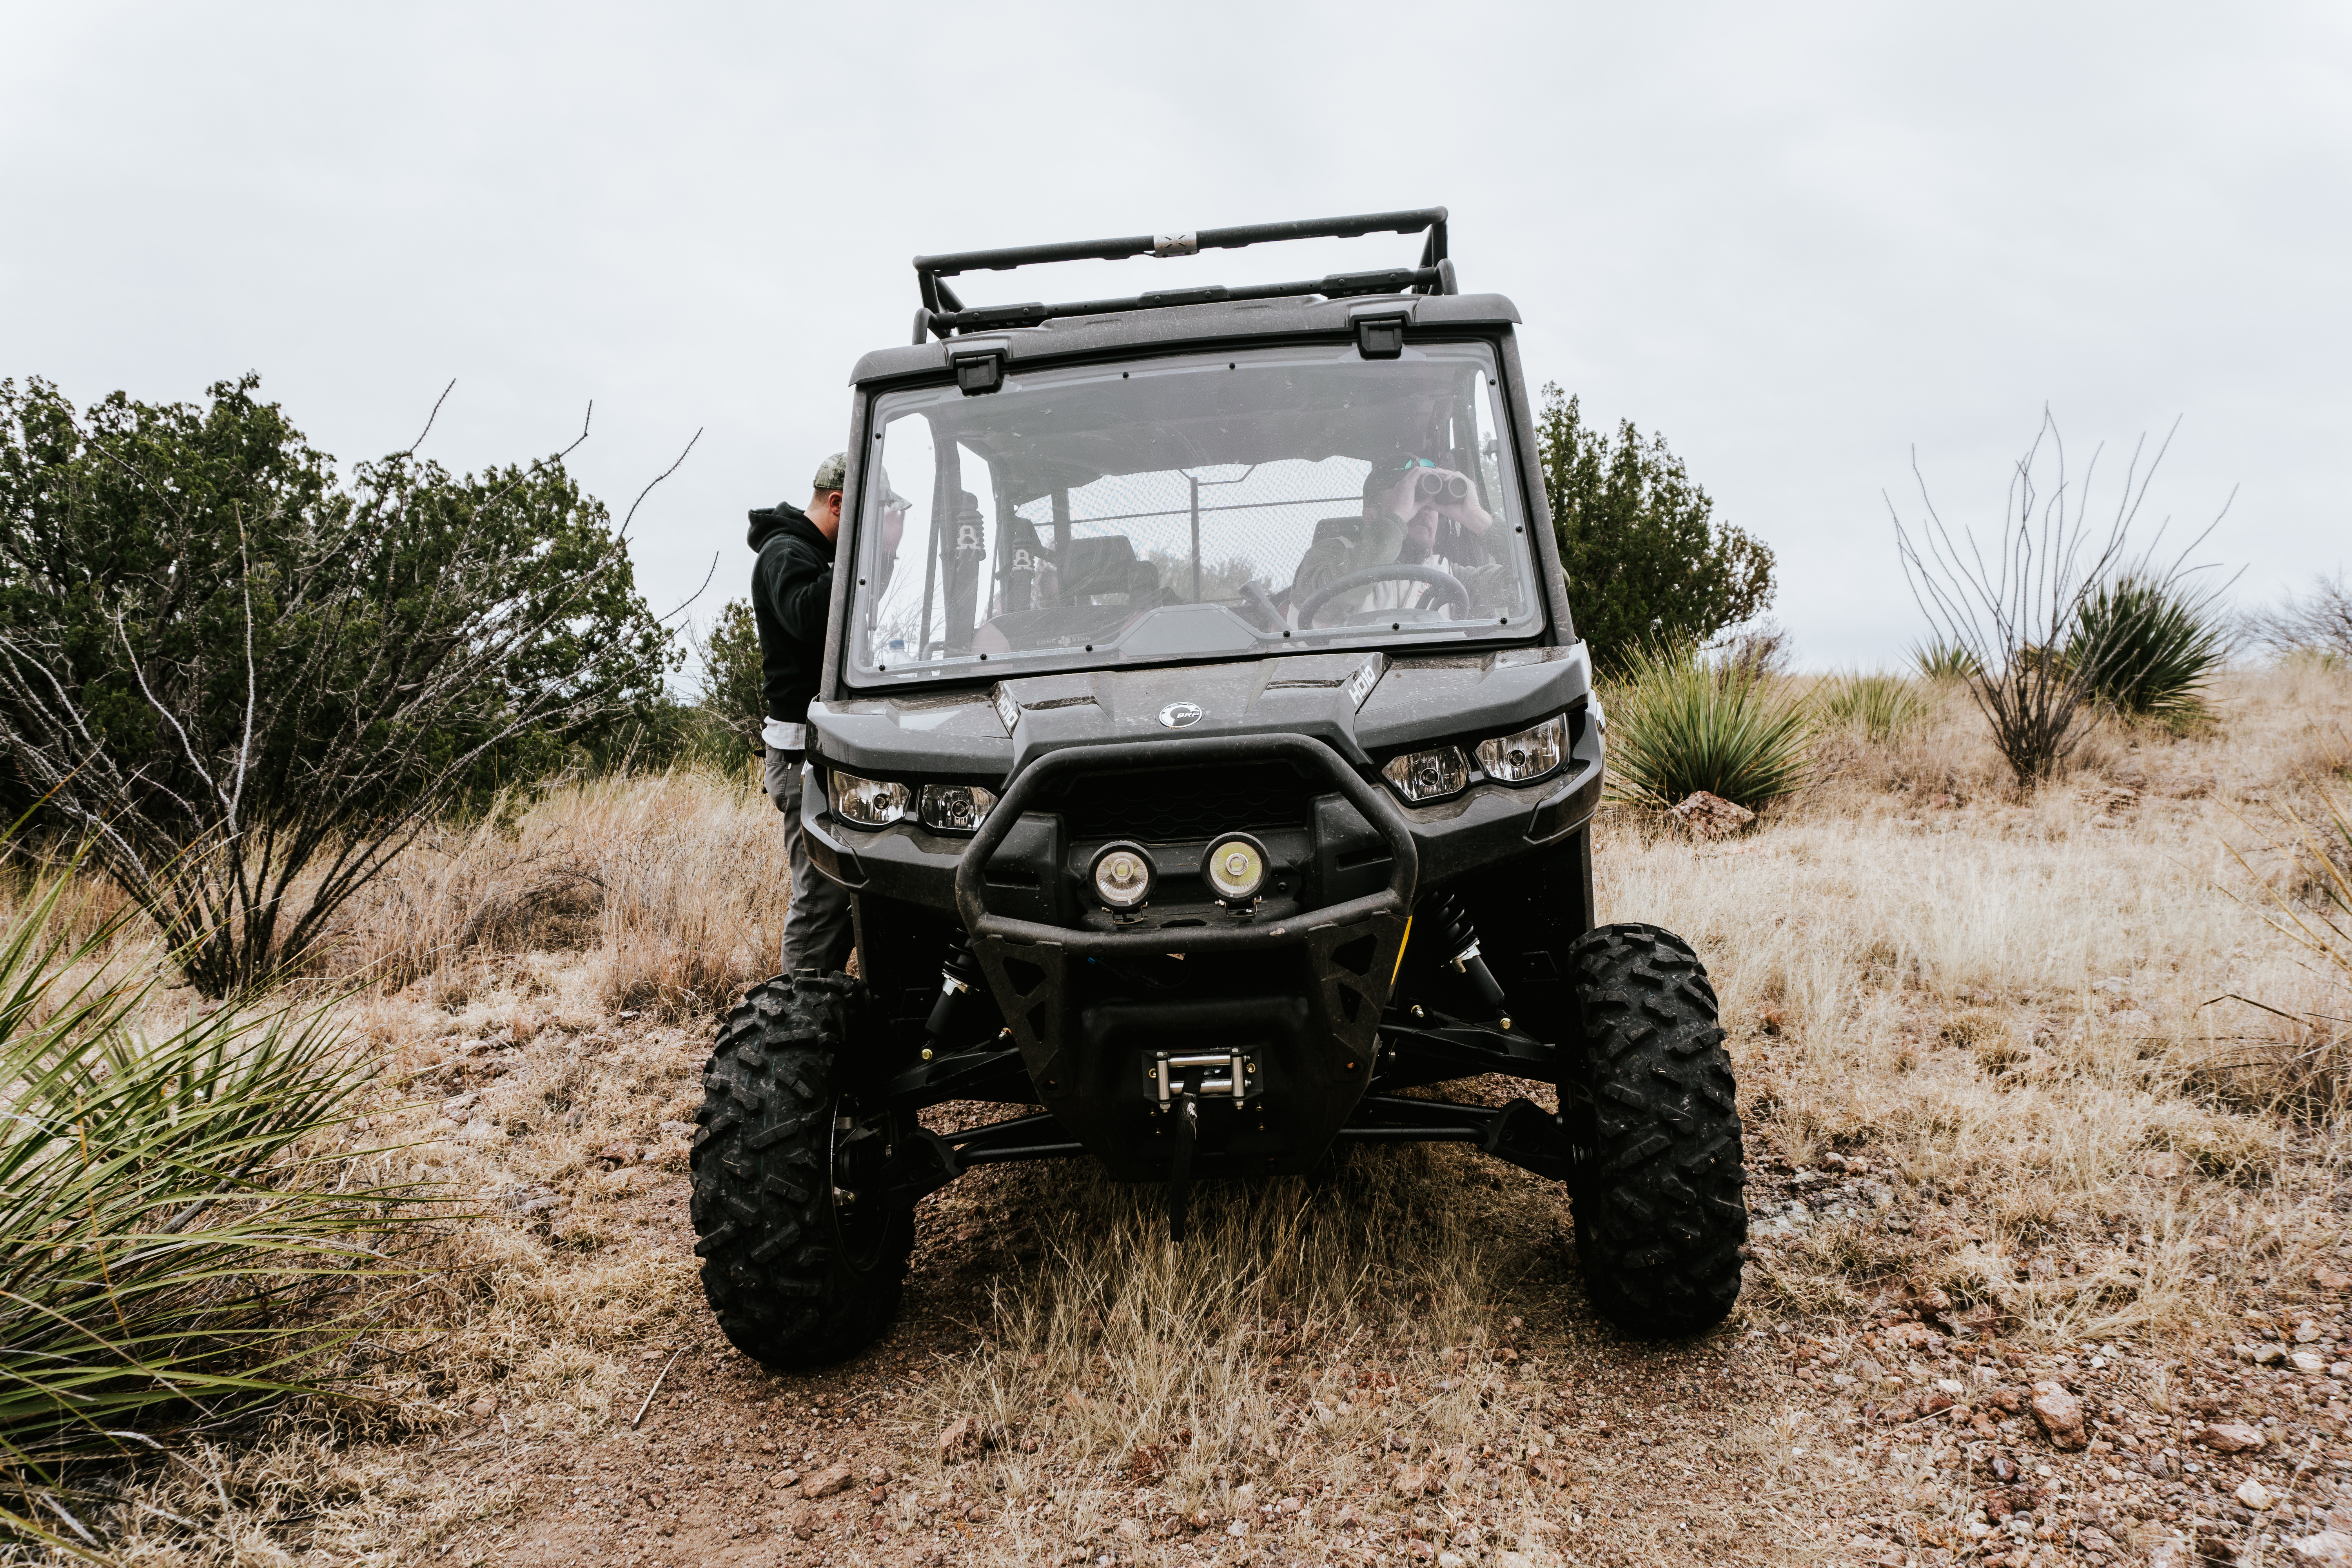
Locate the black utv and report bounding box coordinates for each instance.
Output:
[690,209,1746,1367]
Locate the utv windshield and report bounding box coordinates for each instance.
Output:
[846,340,1540,686]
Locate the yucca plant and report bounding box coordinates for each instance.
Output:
[1911,635,1982,684]
[0,860,424,1542]
[1823,672,1929,746]
[1604,641,1817,811]
[2068,571,2230,723]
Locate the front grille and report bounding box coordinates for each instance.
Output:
[1054,762,1314,842]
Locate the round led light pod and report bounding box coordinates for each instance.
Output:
[1091,842,1154,910]
[1201,833,1268,902]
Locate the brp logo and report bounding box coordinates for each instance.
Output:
[1158,701,1204,729]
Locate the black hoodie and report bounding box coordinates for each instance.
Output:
[746,501,835,729]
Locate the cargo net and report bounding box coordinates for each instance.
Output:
[1011,457,1369,604]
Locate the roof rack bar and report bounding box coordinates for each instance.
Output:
[913,206,1446,280]
[924,266,1442,338]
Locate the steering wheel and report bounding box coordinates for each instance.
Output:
[1291,564,1472,628]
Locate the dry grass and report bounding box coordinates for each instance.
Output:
[905,1146,1577,1564]
[1633,661,2352,1346]
[334,769,784,1019]
[13,658,2352,1563]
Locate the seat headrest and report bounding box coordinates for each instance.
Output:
[1062,535,1138,599]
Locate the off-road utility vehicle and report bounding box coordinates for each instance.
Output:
[691,209,1746,1367]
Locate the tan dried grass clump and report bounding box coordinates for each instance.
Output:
[334,793,604,993]
[916,1144,1575,1562]
[578,771,786,1018]
[337,770,784,1019]
[929,1149,1511,1486]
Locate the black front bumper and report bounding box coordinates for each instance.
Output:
[963,733,1414,1177]
[802,727,1602,1179]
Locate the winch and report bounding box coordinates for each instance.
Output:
[1152,1048,1256,1107]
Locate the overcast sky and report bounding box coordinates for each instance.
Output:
[5,2,2345,671]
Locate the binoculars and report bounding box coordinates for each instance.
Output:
[1415,470,1471,502]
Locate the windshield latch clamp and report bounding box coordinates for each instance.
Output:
[1355,312,1408,360]
[951,348,1007,396]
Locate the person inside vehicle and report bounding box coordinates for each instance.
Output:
[1287,457,1500,628]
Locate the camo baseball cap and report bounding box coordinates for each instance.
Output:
[811,452,848,492]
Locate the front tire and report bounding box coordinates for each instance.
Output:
[691,973,911,1368]
[1564,923,1747,1336]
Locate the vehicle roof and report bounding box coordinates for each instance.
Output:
[848,291,1523,387]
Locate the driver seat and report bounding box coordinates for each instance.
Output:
[1061,536,1146,604]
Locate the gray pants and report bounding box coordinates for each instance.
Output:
[766,748,855,976]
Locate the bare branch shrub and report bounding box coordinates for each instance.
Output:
[0,376,688,997]
[1892,410,2229,788]
[2249,571,2352,662]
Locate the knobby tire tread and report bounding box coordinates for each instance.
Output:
[1566,922,1748,1336]
[691,973,910,1368]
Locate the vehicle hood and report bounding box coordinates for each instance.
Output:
[807,645,1591,783]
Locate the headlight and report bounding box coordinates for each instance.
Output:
[1091,842,1154,910]
[1381,746,1469,803]
[1475,714,1567,784]
[830,771,909,827]
[1201,833,1267,902]
[919,783,998,833]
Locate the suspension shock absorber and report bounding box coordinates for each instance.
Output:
[1419,891,1510,1025]
[922,936,987,1058]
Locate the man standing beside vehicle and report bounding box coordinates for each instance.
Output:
[748,453,904,975]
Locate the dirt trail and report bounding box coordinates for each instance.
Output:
[388,1096,2338,1568]
[441,1164,1791,1568]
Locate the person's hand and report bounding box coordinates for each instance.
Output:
[1374,469,1420,524]
[1425,469,1492,534]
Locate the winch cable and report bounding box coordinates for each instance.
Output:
[1165,1093,1200,1243]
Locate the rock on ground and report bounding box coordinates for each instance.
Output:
[937,1415,996,1463]
[2295,1531,2352,1566]
[2029,1380,2086,1450]
[802,1461,856,1500]
[2201,1421,2268,1454]
[1670,791,1755,839]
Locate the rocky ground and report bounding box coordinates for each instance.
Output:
[244,1042,2352,1568]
